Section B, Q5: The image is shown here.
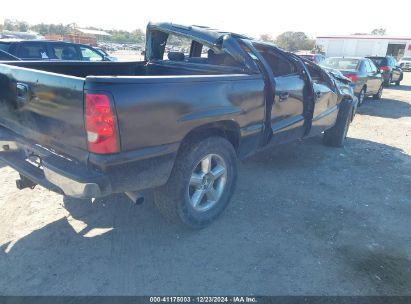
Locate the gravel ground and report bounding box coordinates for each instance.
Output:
[0,73,410,296]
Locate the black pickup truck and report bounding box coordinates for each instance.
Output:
[0,23,357,228]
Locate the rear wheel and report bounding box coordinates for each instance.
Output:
[154,136,238,229]
[395,74,403,86]
[373,84,384,100]
[323,101,353,148]
[385,75,392,87]
[357,87,366,106]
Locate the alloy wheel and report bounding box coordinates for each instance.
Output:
[188,153,227,212]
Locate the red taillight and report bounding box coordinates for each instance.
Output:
[345,74,358,82]
[85,93,119,154]
[380,66,389,71]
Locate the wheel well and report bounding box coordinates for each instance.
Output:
[179,121,240,154]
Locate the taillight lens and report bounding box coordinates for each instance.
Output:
[85,93,119,154]
[380,66,389,72]
[345,74,358,82]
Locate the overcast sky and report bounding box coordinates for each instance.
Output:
[1,0,411,38]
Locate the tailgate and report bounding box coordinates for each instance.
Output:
[0,63,87,161]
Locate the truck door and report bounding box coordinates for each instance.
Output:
[304,62,339,136]
[254,46,307,143]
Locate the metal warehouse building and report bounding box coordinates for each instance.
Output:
[316,35,411,59]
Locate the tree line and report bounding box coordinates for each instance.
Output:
[259,32,315,52]
[0,19,145,44]
[258,27,387,52]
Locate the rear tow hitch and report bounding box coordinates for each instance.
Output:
[16,175,37,190]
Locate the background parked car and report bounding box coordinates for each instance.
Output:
[398,57,411,71]
[320,57,384,106]
[0,49,20,61]
[366,56,403,86]
[94,47,117,61]
[0,40,113,61]
[297,53,326,64]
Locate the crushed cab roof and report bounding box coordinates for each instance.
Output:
[147,22,251,45]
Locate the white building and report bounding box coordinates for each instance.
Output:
[316,35,411,59]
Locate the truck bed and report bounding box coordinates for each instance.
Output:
[3,60,246,78]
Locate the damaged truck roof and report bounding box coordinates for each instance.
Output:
[147,22,252,46]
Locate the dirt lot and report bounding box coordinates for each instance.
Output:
[0,73,410,296]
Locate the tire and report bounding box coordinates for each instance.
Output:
[357,87,366,107]
[373,84,384,100]
[153,136,238,229]
[323,101,353,148]
[385,75,392,87]
[384,75,392,87]
[395,74,403,86]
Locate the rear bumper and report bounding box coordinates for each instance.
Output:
[0,126,177,198]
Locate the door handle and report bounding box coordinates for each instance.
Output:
[279,92,289,101]
[16,82,30,107]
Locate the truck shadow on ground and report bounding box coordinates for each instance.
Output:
[357,97,411,119]
[1,137,411,295]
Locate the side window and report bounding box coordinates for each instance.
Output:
[80,46,103,61]
[359,62,366,72]
[51,45,80,60]
[163,33,237,66]
[201,45,210,58]
[163,33,192,60]
[368,60,377,72]
[364,60,372,72]
[0,43,9,52]
[258,49,297,77]
[17,43,49,59]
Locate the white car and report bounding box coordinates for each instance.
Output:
[398,57,411,71]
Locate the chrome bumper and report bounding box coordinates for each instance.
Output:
[0,127,109,198]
